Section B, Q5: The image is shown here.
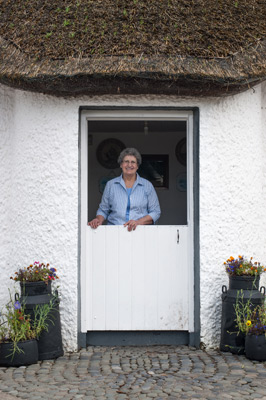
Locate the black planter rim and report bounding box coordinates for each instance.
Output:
[20,280,51,286]
[228,274,260,290]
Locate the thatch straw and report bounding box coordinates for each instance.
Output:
[0,0,265,96]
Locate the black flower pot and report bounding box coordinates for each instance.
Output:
[0,339,38,367]
[229,275,260,290]
[37,296,64,361]
[20,280,52,297]
[245,334,266,361]
[220,275,265,355]
[19,282,63,361]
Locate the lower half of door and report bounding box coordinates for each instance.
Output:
[84,225,189,331]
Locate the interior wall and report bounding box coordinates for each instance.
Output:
[87,123,187,225]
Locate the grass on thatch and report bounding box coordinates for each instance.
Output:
[0,0,265,61]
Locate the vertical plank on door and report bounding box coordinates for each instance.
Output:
[157,226,188,330]
[117,227,133,329]
[105,226,119,330]
[131,227,146,329]
[143,227,159,329]
[89,228,106,330]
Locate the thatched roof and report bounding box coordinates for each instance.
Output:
[0,0,265,97]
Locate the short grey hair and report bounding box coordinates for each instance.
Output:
[118,148,142,166]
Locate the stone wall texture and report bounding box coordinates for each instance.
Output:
[0,82,265,351]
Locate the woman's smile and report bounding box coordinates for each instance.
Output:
[121,156,138,176]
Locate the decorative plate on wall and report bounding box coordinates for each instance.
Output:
[96,138,126,169]
[175,138,187,166]
[176,172,187,192]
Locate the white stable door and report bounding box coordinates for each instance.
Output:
[85,225,189,331]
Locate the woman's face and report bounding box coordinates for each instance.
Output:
[120,155,138,177]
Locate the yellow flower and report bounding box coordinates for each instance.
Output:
[246,320,252,326]
[239,264,243,268]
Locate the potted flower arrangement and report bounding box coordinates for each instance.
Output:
[224,255,266,290]
[235,295,266,361]
[220,255,266,354]
[0,292,55,367]
[9,261,63,361]
[10,261,59,296]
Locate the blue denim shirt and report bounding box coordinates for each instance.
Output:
[96,174,161,225]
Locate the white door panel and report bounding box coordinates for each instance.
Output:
[85,225,189,331]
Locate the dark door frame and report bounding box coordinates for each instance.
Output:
[78,106,200,348]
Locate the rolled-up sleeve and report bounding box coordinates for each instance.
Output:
[96,182,111,220]
[147,184,161,223]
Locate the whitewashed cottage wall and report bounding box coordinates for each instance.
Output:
[0,82,265,350]
[199,82,266,346]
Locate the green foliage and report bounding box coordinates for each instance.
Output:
[0,291,57,359]
[32,298,57,338]
[234,291,266,336]
[63,19,71,27]
[0,292,35,351]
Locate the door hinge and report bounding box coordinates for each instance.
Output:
[177,229,179,244]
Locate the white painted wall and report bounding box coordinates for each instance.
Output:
[0,82,265,350]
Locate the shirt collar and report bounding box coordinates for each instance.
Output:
[115,173,144,190]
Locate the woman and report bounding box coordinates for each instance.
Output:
[88,148,161,231]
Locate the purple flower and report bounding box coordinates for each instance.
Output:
[14,300,21,310]
[50,268,56,273]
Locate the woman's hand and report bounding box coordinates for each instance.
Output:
[88,215,105,229]
[124,220,139,231]
[124,215,153,231]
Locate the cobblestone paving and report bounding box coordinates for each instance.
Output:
[1,346,266,400]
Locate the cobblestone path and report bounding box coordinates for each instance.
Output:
[1,346,266,399]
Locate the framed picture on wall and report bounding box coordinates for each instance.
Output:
[138,154,169,189]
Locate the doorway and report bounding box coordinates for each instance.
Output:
[79,107,199,346]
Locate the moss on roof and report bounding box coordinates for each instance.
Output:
[0,0,265,59]
[0,0,265,96]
